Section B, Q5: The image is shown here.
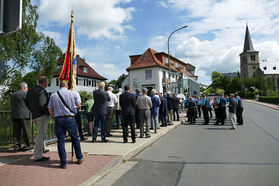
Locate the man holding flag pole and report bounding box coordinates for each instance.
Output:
[48,9,84,169]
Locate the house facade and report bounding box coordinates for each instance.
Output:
[122,48,200,95]
[240,25,279,91]
[46,54,107,93]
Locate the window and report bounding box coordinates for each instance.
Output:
[263,66,267,70]
[273,66,277,70]
[141,55,146,61]
[251,55,255,61]
[88,80,91,86]
[163,71,166,79]
[83,67,88,73]
[78,78,83,86]
[165,57,169,65]
[145,70,152,80]
[176,62,179,68]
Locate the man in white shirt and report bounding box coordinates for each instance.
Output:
[106,87,118,137]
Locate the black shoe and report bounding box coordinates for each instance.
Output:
[22,146,33,151]
[101,139,109,143]
[132,140,136,143]
[106,134,112,137]
[139,135,143,138]
[135,134,138,137]
[60,164,67,169]
[80,137,87,141]
[213,123,219,125]
[35,156,50,162]
[91,140,96,143]
[43,149,50,153]
[221,123,224,125]
[146,134,151,138]
[150,127,154,130]
[123,140,128,143]
[77,159,84,164]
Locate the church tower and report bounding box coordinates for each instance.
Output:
[239,25,259,79]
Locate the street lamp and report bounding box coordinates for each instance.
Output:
[168,25,188,92]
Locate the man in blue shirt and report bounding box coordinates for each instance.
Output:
[150,89,160,133]
[201,94,210,125]
[48,81,84,169]
[214,94,226,125]
[235,93,244,125]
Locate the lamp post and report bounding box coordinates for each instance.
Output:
[168,25,188,92]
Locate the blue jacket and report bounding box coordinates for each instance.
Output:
[229,97,236,113]
[188,99,196,109]
[218,97,227,108]
[151,95,160,116]
[235,96,243,108]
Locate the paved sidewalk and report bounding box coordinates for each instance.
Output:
[244,99,279,111]
[0,118,182,186]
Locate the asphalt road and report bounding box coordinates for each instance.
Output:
[112,101,279,186]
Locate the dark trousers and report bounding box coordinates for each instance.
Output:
[12,119,30,147]
[202,107,209,124]
[236,107,243,125]
[160,112,167,126]
[219,107,226,124]
[135,109,140,128]
[75,110,84,140]
[115,110,123,128]
[122,115,136,142]
[55,117,83,165]
[188,109,195,124]
[173,108,179,121]
[93,114,107,141]
[209,108,213,118]
[197,105,201,117]
[106,107,114,136]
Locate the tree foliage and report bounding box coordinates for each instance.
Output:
[0,0,61,92]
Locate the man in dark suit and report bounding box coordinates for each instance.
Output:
[120,85,136,143]
[26,76,50,162]
[214,94,226,125]
[159,93,168,127]
[10,82,32,151]
[92,82,111,143]
[166,92,174,125]
[172,94,180,121]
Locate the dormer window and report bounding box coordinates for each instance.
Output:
[263,66,267,70]
[273,66,276,70]
[83,67,88,73]
[141,55,146,61]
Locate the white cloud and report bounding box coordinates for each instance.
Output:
[161,0,279,84]
[88,62,126,81]
[156,1,168,8]
[42,31,62,45]
[38,0,135,39]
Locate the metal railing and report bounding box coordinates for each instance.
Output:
[0,111,89,146]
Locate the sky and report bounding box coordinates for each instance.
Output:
[33,0,279,85]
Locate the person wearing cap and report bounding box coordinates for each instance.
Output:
[227,94,237,129]
[48,81,84,168]
[136,88,152,138]
[115,88,123,129]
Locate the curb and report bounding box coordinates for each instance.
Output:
[244,100,279,111]
[81,121,181,186]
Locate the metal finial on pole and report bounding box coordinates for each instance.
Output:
[71,7,74,23]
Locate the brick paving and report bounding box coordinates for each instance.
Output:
[0,152,116,186]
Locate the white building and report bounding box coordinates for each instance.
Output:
[46,54,107,93]
[122,48,200,95]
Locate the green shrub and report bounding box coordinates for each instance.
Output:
[259,96,279,104]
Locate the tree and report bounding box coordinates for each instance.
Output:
[0,0,62,92]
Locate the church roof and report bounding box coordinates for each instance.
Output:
[243,25,255,52]
[260,62,279,75]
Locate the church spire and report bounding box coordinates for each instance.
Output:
[243,24,255,52]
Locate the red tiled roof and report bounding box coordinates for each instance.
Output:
[54,54,107,80]
[127,48,197,78]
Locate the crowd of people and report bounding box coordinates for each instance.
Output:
[184,93,244,129]
[10,76,243,169]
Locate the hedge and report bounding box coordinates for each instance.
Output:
[258,96,279,104]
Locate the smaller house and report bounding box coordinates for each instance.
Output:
[46,54,107,93]
[122,48,200,95]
